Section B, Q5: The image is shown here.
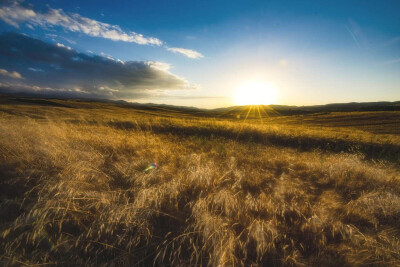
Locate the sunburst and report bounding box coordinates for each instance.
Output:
[234,81,278,106]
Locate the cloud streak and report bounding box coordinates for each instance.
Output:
[0,32,195,99]
[167,47,204,59]
[0,1,203,58]
[346,19,369,49]
[379,57,400,66]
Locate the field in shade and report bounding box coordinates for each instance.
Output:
[1,96,400,266]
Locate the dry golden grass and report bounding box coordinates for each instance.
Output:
[0,99,400,266]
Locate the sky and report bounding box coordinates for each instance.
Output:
[0,0,399,108]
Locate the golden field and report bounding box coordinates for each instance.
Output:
[0,97,400,266]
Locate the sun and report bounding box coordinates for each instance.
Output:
[234,81,278,105]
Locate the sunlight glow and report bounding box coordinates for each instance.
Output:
[234,81,278,105]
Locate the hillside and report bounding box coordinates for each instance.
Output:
[0,95,400,266]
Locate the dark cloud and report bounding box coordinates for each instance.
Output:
[0,32,193,99]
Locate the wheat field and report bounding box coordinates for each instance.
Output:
[1,98,400,266]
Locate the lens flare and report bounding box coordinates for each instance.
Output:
[144,163,157,172]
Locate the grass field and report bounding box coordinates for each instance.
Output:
[1,96,400,266]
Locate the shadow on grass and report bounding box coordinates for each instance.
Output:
[107,121,400,164]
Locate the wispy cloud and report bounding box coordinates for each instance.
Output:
[381,36,400,48]
[167,47,204,59]
[28,67,44,72]
[0,2,162,46]
[0,2,203,59]
[0,68,23,79]
[346,19,369,49]
[379,57,400,66]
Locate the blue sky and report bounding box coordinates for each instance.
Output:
[0,0,399,107]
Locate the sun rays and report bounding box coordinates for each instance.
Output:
[216,103,279,125]
[217,104,281,140]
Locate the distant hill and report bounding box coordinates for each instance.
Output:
[213,101,400,117]
[1,93,399,118]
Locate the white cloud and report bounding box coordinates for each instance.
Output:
[56,42,72,50]
[145,61,171,72]
[166,47,204,59]
[100,52,113,59]
[0,3,36,28]
[0,2,204,59]
[0,68,23,79]
[0,2,162,46]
